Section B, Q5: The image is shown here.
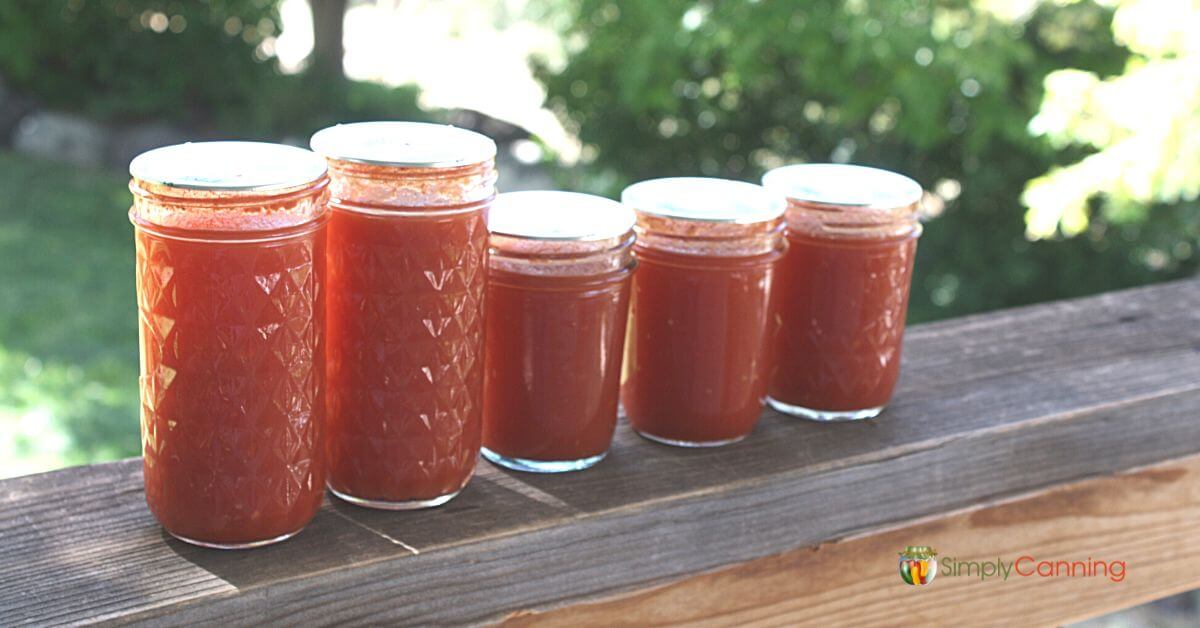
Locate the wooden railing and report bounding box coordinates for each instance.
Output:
[3,279,1200,626]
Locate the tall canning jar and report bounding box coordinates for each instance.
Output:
[129,142,330,549]
[311,122,495,509]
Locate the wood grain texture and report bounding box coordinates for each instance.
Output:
[509,454,1200,627]
[1,279,1199,625]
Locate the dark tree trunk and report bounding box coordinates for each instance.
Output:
[310,0,348,79]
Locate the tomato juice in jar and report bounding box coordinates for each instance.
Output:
[620,178,785,447]
[129,142,330,548]
[482,191,635,472]
[761,164,923,421]
[311,122,495,509]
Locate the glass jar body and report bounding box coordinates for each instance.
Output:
[482,238,633,472]
[324,161,491,508]
[623,236,782,446]
[131,182,329,549]
[768,199,921,420]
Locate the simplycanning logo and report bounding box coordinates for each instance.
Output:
[899,546,938,585]
[899,546,1127,586]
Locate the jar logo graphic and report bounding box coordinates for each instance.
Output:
[899,546,938,585]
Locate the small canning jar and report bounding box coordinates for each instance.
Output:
[620,177,786,447]
[310,122,496,509]
[482,191,636,473]
[762,164,923,421]
[128,142,330,549]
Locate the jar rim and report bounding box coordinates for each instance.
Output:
[489,191,636,242]
[310,121,497,168]
[621,177,785,224]
[762,163,923,210]
[129,141,328,193]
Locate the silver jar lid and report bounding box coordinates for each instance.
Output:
[129,141,328,192]
[620,177,785,224]
[309,121,497,168]
[489,191,635,241]
[762,163,923,209]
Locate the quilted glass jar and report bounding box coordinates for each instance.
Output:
[762,164,923,421]
[129,142,330,549]
[311,122,495,509]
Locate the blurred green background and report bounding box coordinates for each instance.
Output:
[0,0,1196,476]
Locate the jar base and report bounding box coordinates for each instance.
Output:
[328,485,461,510]
[482,447,606,473]
[168,527,304,550]
[767,397,885,422]
[634,429,747,448]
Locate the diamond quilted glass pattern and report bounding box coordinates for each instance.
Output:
[326,207,486,503]
[769,234,917,412]
[136,226,327,545]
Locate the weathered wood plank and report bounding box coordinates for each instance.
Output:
[1,279,1198,625]
[510,453,1200,627]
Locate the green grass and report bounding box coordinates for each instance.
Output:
[0,151,140,477]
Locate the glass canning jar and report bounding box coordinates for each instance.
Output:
[482,191,636,472]
[311,122,496,509]
[129,142,330,548]
[620,177,786,447]
[762,163,923,421]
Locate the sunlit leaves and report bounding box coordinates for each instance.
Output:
[1023,0,1200,239]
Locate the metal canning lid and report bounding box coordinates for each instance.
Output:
[489,191,635,241]
[620,177,785,224]
[129,141,328,192]
[762,163,923,209]
[309,121,497,168]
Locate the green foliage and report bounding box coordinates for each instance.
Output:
[1023,0,1200,275]
[256,74,432,141]
[0,0,280,126]
[0,151,139,477]
[0,0,431,138]
[535,0,1193,322]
